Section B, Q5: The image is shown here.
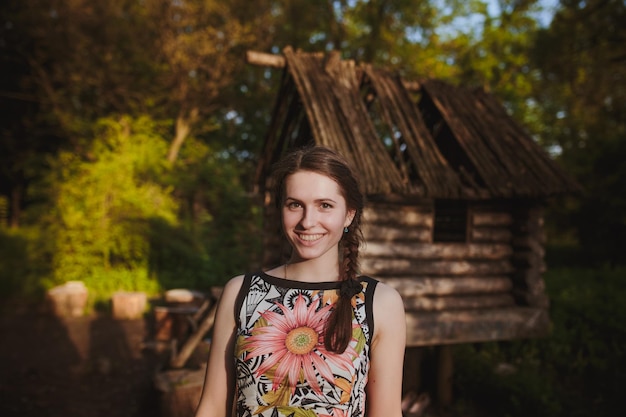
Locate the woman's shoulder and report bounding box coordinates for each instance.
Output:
[360,277,401,299]
[368,280,406,346]
[368,280,404,314]
[375,280,402,297]
[218,274,247,304]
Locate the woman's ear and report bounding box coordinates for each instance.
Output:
[344,209,356,228]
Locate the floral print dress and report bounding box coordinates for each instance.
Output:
[233,271,378,417]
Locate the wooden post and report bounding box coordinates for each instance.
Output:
[111,291,147,320]
[403,347,424,395]
[154,367,206,417]
[246,50,286,68]
[154,306,197,343]
[436,345,454,406]
[169,287,223,369]
[169,303,217,369]
[46,281,88,318]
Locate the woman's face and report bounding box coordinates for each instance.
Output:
[282,170,355,263]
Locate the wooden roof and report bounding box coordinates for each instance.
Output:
[256,47,579,199]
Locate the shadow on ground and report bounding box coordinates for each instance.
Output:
[0,312,161,417]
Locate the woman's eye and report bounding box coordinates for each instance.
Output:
[287,202,301,209]
[320,202,333,209]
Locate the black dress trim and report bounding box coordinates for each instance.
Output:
[234,271,380,344]
[359,276,379,344]
[233,273,253,328]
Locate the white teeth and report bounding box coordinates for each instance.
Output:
[298,234,323,241]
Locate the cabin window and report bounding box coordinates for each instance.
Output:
[433,200,468,242]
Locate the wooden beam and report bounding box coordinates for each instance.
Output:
[380,276,513,296]
[245,49,422,93]
[437,345,454,405]
[402,294,515,311]
[472,212,513,227]
[361,258,514,276]
[404,307,550,346]
[471,227,513,243]
[246,50,286,68]
[361,242,512,260]
[363,223,431,243]
[363,206,433,227]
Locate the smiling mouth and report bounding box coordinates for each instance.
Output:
[297,233,324,242]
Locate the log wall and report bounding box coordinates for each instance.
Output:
[360,200,550,346]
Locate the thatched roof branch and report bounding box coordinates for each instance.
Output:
[252,48,579,199]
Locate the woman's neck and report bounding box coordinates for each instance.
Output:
[285,255,340,283]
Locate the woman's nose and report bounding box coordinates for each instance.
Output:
[299,208,317,228]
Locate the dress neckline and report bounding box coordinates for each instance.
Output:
[259,270,346,290]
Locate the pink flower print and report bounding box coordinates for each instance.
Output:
[243,294,357,396]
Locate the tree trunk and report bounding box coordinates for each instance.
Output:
[167,108,198,163]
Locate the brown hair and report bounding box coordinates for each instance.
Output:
[271,145,364,353]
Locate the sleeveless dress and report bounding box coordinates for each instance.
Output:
[233,271,379,417]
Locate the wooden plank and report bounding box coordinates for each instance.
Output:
[362,223,431,243]
[379,276,513,296]
[170,303,218,369]
[363,206,433,227]
[402,294,515,311]
[246,50,286,68]
[361,258,514,276]
[361,242,512,260]
[472,212,513,227]
[404,307,550,346]
[471,227,512,243]
[363,66,464,197]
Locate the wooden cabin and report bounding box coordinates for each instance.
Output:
[248,47,579,401]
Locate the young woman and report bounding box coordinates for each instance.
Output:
[194,146,406,417]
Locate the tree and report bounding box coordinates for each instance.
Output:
[0,0,274,228]
[530,0,626,265]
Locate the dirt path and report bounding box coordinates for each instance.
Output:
[0,312,161,417]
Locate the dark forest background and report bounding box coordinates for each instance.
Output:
[0,1,624,416]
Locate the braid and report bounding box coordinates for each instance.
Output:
[341,224,361,282]
[325,215,363,353]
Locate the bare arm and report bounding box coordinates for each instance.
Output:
[194,275,244,417]
[366,282,406,417]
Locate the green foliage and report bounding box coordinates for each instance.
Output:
[0,111,262,303]
[453,267,626,416]
[454,343,562,417]
[167,136,263,287]
[530,0,626,266]
[541,267,626,413]
[42,116,177,286]
[81,266,161,312]
[0,227,52,301]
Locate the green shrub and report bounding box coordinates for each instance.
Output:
[0,226,53,301]
[453,343,561,417]
[1,116,262,307]
[453,267,626,416]
[81,266,161,312]
[42,116,178,286]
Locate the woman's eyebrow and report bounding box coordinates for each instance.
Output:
[285,197,338,204]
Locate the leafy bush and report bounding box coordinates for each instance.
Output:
[7,116,263,307]
[0,227,52,301]
[453,267,626,416]
[41,116,178,286]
